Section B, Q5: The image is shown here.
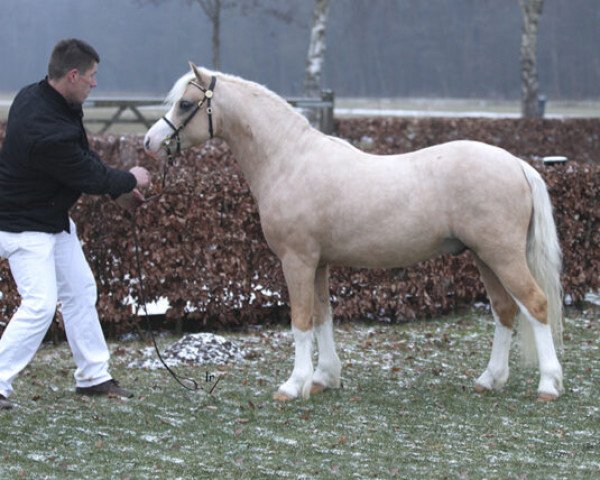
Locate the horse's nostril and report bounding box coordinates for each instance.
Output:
[144,137,150,150]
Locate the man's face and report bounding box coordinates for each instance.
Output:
[69,62,97,104]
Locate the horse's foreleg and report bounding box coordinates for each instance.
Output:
[273,256,316,402]
[311,266,341,394]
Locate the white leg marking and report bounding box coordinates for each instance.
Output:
[277,327,314,399]
[475,314,512,391]
[516,300,564,398]
[529,318,564,398]
[313,314,342,390]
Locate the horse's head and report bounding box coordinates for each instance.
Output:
[144,62,217,160]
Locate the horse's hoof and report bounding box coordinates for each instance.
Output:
[537,392,559,402]
[273,391,295,402]
[473,383,489,394]
[310,382,327,395]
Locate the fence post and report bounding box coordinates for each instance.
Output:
[537,94,547,118]
[320,89,335,134]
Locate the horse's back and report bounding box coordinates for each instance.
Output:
[322,138,531,228]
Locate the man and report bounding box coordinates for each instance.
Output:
[0,39,150,410]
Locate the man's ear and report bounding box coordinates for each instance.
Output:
[66,68,79,83]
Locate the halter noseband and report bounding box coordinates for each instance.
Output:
[161,75,217,163]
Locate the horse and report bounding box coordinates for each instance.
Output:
[144,63,564,402]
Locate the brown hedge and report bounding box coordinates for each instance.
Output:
[0,118,598,333]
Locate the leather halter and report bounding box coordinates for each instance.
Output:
[161,75,217,163]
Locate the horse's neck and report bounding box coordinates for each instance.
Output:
[218,81,318,197]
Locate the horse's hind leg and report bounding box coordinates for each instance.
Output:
[311,265,342,394]
[473,257,518,393]
[273,255,317,401]
[482,256,563,400]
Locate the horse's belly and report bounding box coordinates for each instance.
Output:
[320,232,463,269]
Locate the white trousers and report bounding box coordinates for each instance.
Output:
[0,219,112,398]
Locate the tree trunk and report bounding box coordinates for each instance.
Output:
[304,0,330,97]
[519,0,544,118]
[211,0,221,70]
[196,0,222,70]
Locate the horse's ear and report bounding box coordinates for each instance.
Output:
[188,61,209,86]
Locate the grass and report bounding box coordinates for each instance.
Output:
[0,310,598,479]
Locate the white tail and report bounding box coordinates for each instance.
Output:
[517,161,564,365]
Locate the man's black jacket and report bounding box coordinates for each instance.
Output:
[0,79,136,233]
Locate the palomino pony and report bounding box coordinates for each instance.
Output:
[144,63,564,402]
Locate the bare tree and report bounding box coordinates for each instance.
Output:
[196,0,225,70]
[140,0,298,71]
[519,0,544,118]
[304,0,331,97]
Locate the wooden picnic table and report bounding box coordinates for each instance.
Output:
[83,97,164,133]
[83,90,335,134]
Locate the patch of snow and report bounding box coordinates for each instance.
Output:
[158,455,185,464]
[124,294,170,315]
[26,453,49,462]
[128,332,246,369]
[141,434,161,443]
[584,291,600,306]
[564,293,574,306]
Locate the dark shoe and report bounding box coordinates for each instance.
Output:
[76,379,133,398]
[0,394,13,410]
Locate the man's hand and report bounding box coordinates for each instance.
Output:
[115,166,151,213]
[130,166,151,190]
[115,188,146,214]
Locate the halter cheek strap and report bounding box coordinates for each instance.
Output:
[161,116,181,157]
[203,78,216,139]
[161,75,217,164]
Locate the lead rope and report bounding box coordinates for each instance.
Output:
[128,151,200,391]
[130,211,200,391]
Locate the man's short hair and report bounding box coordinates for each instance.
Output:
[47,39,100,80]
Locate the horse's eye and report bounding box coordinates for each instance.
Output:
[179,100,194,111]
